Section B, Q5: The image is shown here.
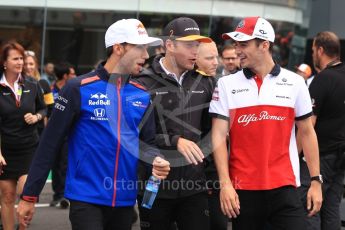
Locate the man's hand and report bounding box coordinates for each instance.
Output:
[220,183,240,218]
[152,157,170,180]
[307,181,322,217]
[177,137,204,165]
[17,200,35,227]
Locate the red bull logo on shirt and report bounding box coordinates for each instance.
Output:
[89,93,110,106]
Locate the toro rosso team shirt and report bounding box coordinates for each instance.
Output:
[22,64,160,207]
[209,65,312,190]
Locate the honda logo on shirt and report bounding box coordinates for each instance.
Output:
[94,108,105,117]
[91,108,108,121]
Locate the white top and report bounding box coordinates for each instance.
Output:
[209,67,312,190]
[306,75,315,88]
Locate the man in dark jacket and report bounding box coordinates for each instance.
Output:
[136,17,215,230]
[299,31,345,230]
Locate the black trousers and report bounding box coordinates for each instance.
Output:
[69,200,133,230]
[138,192,209,230]
[208,189,228,230]
[232,186,306,230]
[52,140,68,200]
[299,154,345,230]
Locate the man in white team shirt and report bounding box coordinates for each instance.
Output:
[209,16,322,229]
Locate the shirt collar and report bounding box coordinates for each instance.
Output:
[243,63,281,79]
[159,57,188,84]
[222,68,240,76]
[0,73,22,87]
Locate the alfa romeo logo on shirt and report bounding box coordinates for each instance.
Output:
[237,111,286,126]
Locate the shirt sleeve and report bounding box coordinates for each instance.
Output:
[209,78,230,120]
[22,80,80,199]
[139,104,162,164]
[295,77,313,120]
[308,72,328,117]
[35,81,47,118]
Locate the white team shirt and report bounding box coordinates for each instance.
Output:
[209,65,312,190]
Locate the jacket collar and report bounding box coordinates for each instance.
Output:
[151,55,196,82]
[152,55,168,77]
[95,61,130,86]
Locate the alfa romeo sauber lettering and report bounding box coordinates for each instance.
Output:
[237,111,286,126]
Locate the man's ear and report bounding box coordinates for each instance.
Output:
[262,40,270,51]
[113,44,125,56]
[317,46,324,56]
[165,39,174,53]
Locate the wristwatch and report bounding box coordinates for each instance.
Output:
[311,175,323,184]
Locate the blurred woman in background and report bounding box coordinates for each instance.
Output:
[23,51,40,80]
[0,41,46,230]
[23,50,54,134]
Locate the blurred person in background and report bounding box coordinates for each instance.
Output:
[220,43,240,76]
[0,41,46,230]
[299,31,345,230]
[295,63,313,88]
[196,41,219,77]
[41,61,56,86]
[23,50,54,134]
[49,62,76,209]
[23,51,40,81]
[51,62,76,99]
[196,40,228,230]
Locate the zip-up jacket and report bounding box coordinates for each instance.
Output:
[0,74,46,150]
[134,55,216,198]
[22,64,160,207]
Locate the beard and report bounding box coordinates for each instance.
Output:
[313,56,320,70]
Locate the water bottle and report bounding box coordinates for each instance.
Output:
[141,175,161,209]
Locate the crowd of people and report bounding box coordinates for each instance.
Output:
[0,15,344,230]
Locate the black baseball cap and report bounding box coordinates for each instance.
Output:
[162,17,212,43]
